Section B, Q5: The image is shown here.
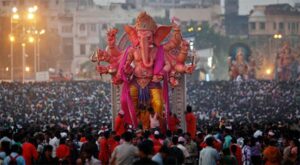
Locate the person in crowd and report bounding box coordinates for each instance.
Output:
[115,111,126,136]
[230,137,243,165]
[185,105,197,139]
[49,132,60,158]
[3,144,25,165]
[80,134,98,159]
[221,148,238,165]
[56,137,70,164]
[0,141,10,160]
[199,137,220,165]
[168,112,180,133]
[242,138,252,165]
[251,137,262,165]
[77,142,100,165]
[263,139,282,165]
[37,145,58,164]
[152,131,162,154]
[98,131,110,165]
[184,133,198,165]
[152,145,169,165]
[110,131,139,165]
[22,136,38,165]
[133,140,158,165]
[150,107,160,130]
[177,136,190,159]
[169,136,185,164]
[282,138,299,165]
[223,129,233,150]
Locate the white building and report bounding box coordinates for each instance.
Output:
[72,4,166,74]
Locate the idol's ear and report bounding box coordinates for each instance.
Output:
[124,25,139,47]
[154,25,172,46]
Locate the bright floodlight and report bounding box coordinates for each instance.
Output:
[27,13,34,20]
[9,35,15,42]
[5,67,9,72]
[25,67,30,72]
[266,69,272,75]
[28,36,35,43]
[12,7,17,13]
[39,29,45,35]
[278,34,282,39]
[28,7,34,13]
[33,5,38,12]
[12,14,20,20]
[188,27,194,32]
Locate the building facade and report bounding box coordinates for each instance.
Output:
[249,4,300,36]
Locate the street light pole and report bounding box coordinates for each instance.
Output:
[34,37,37,76]
[22,43,26,83]
[37,36,40,72]
[10,18,14,82]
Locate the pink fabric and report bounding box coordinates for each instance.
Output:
[119,47,138,128]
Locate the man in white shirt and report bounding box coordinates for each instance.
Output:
[110,132,138,165]
[177,136,190,158]
[49,133,60,158]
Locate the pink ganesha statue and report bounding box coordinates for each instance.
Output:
[91,12,194,130]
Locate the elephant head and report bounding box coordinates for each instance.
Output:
[124,12,172,68]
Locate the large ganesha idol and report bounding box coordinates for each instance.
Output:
[276,43,299,81]
[228,43,253,80]
[91,12,194,129]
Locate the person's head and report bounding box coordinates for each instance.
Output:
[205,137,214,147]
[230,144,237,154]
[1,141,10,155]
[59,137,66,145]
[122,131,133,142]
[81,143,94,160]
[104,131,110,139]
[159,145,169,158]
[154,131,160,139]
[185,133,191,142]
[186,105,192,113]
[118,110,124,117]
[172,136,178,145]
[43,145,53,157]
[244,137,250,146]
[290,138,299,147]
[223,148,231,156]
[11,144,22,154]
[137,140,154,158]
[166,130,172,138]
[178,137,186,145]
[148,107,154,114]
[113,135,121,142]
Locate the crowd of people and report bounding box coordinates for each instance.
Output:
[0,80,299,164]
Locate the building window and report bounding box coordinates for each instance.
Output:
[279,22,284,30]
[296,23,299,32]
[250,22,256,30]
[62,25,72,33]
[292,22,296,32]
[90,44,97,52]
[259,22,265,30]
[2,1,10,6]
[273,22,277,30]
[90,24,96,32]
[80,44,85,55]
[79,24,85,31]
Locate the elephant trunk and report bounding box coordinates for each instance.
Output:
[140,36,153,68]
